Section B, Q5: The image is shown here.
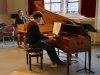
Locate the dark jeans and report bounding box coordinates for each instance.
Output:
[31,40,62,64]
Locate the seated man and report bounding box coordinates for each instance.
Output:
[27,11,65,65]
[15,10,26,45]
[15,10,26,25]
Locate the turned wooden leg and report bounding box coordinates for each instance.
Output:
[23,33,26,48]
[17,33,20,48]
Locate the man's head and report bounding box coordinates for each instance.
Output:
[33,11,43,22]
[18,10,23,16]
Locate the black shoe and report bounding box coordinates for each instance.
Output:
[57,61,66,66]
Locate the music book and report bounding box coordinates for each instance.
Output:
[53,22,62,35]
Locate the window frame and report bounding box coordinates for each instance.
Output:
[44,0,80,13]
[44,0,62,12]
[67,0,80,12]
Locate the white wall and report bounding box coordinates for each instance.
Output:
[93,0,100,44]
[0,0,28,24]
[5,0,28,24]
[0,0,8,23]
[96,0,100,30]
[7,0,28,16]
[0,0,7,14]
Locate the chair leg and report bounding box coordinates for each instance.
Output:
[3,37,5,45]
[41,52,43,69]
[29,55,31,71]
[12,36,14,44]
[68,54,71,65]
[37,53,39,63]
[8,37,11,41]
[26,52,28,64]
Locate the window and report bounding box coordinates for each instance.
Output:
[44,0,62,12]
[67,0,80,12]
[44,0,80,13]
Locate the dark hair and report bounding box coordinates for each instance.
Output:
[33,11,43,19]
[18,10,22,14]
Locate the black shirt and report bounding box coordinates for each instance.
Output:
[15,16,26,27]
[27,21,48,45]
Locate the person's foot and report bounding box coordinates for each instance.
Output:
[50,64,57,67]
[57,61,66,66]
[50,62,57,67]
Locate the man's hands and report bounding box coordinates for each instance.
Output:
[48,36,56,41]
[48,36,54,40]
[43,33,56,41]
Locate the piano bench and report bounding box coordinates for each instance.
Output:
[25,46,43,71]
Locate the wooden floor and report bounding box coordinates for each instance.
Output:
[0,42,100,75]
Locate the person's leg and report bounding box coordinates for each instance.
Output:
[32,41,62,64]
[20,33,24,45]
[16,33,23,45]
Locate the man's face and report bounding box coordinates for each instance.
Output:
[19,11,23,16]
[37,17,42,22]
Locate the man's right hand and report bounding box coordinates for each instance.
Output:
[48,36,56,41]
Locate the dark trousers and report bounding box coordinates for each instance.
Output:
[31,40,61,64]
[17,32,23,45]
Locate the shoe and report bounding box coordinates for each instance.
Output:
[57,61,66,66]
[50,64,57,67]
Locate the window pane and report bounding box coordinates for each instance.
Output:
[45,4,50,11]
[68,0,79,2]
[44,0,50,3]
[51,3,61,12]
[51,0,61,2]
[68,3,79,11]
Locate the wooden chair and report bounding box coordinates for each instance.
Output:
[25,45,43,70]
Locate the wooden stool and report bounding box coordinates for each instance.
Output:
[25,45,43,70]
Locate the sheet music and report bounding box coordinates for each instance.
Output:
[38,18,45,25]
[53,22,62,35]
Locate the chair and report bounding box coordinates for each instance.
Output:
[2,31,15,44]
[2,25,15,45]
[25,45,43,70]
